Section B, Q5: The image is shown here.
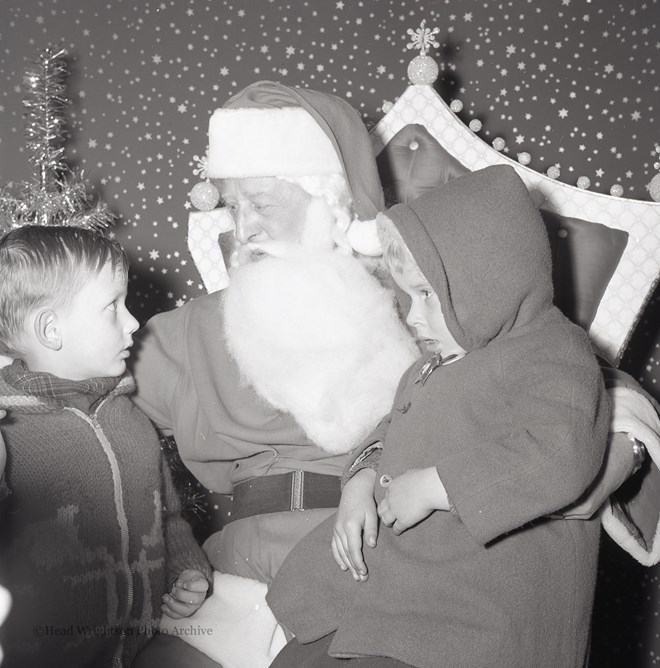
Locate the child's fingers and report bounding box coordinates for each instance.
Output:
[161,605,185,620]
[162,593,196,617]
[170,585,206,606]
[333,531,356,576]
[331,536,349,572]
[377,500,395,527]
[332,531,363,581]
[392,519,407,536]
[179,577,209,594]
[345,530,368,580]
[363,508,378,549]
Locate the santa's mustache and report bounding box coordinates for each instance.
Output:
[230,239,315,267]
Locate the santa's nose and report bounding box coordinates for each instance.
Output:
[234,210,261,244]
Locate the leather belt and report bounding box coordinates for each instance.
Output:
[226,471,341,524]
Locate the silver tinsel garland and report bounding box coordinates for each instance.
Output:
[0,47,115,235]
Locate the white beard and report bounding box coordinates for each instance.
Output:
[222,250,420,454]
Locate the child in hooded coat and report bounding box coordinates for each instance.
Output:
[266,165,610,668]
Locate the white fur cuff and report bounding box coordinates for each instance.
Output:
[601,385,660,566]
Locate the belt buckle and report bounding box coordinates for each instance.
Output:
[290,470,304,511]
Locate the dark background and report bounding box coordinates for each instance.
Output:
[1,1,659,664]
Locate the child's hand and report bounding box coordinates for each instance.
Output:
[161,569,209,619]
[331,468,378,582]
[377,467,449,536]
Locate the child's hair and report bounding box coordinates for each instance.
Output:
[376,212,416,274]
[0,225,128,353]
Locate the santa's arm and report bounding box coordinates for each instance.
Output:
[340,414,390,488]
[130,307,187,434]
[598,368,660,565]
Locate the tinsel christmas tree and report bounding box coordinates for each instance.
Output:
[0,47,115,234]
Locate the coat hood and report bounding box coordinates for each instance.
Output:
[386,165,554,352]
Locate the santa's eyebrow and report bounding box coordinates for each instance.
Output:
[241,190,277,201]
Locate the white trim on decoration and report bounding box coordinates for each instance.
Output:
[187,208,235,293]
[370,84,660,366]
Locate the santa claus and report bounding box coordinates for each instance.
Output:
[130,81,660,668]
[131,81,420,668]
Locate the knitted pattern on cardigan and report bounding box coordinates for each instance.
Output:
[0,360,211,668]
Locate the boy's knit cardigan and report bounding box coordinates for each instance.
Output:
[0,360,211,668]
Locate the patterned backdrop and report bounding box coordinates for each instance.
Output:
[0,0,659,665]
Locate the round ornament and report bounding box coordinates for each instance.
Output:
[492,137,506,152]
[547,165,561,179]
[517,152,531,166]
[576,176,591,190]
[647,173,660,202]
[407,55,439,85]
[468,119,482,132]
[609,184,624,198]
[189,181,220,211]
[449,99,463,113]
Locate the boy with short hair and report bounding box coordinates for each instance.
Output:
[0,225,211,668]
[267,165,611,668]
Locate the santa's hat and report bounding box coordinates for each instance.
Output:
[207,81,384,254]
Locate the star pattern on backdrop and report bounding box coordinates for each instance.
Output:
[1,1,660,665]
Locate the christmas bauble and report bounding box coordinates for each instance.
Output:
[647,173,660,202]
[407,55,439,85]
[189,181,220,211]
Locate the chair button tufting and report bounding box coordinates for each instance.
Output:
[408,140,419,151]
[558,228,568,238]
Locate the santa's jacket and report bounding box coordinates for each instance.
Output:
[267,167,611,668]
[131,250,419,496]
[0,362,211,668]
[132,289,346,494]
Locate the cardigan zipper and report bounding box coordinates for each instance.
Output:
[64,404,133,668]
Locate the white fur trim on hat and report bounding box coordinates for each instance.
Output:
[207,107,344,179]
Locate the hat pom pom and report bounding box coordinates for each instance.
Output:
[346,219,383,257]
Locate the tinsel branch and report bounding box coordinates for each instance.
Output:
[23,47,69,192]
[0,47,115,234]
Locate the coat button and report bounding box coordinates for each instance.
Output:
[379,474,392,488]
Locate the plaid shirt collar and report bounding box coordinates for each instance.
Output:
[3,359,126,413]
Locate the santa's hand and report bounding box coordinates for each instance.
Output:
[332,468,378,582]
[377,467,449,536]
[161,569,209,619]
[559,431,636,519]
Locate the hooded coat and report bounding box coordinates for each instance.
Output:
[267,166,611,668]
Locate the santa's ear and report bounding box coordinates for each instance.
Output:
[34,309,62,351]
